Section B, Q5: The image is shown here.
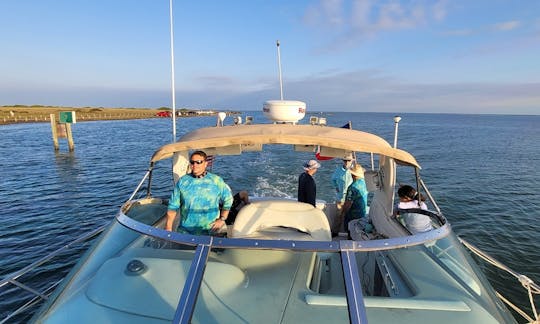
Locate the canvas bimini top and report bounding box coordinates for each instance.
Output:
[150,123,420,168]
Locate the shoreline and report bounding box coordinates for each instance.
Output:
[0,106,236,125]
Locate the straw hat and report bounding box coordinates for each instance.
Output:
[342,153,354,161]
[349,164,365,178]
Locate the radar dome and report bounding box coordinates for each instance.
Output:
[263,100,306,124]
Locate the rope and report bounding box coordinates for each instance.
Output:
[459,237,539,323]
[496,291,535,323]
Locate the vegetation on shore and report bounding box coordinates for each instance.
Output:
[0,105,239,125]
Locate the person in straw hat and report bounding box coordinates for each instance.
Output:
[340,163,369,237]
[298,159,321,207]
[331,153,354,234]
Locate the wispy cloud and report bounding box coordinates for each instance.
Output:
[303,0,345,28]
[441,29,473,36]
[443,20,523,38]
[2,70,538,114]
[492,20,521,31]
[282,71,540,114]
[303,0,448,50]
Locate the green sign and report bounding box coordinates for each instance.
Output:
[59,111,76,124]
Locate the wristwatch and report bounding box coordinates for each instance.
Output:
[219,216,227,221]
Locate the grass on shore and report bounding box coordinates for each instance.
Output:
[0,105,167,124]
[0,105,236,125]
[1,105,164,116]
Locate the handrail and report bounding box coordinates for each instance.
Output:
[459,237,539,323]
[0,279,62,324]
[419,178,441,213]
[0,225,106,288]
[117,211,451,252]
[0,225,107,323]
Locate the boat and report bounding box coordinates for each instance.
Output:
[2,100,537,323]
[1,9,538,323]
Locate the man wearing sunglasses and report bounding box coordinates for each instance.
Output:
[166,150,233,235]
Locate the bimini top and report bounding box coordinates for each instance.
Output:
[150,123,420,168]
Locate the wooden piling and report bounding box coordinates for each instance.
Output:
[66,123,74,151]
[50,113,75,151]
[50,114,59,151]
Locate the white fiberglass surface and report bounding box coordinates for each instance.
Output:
[35,222,197,323]
[35,214,515,324]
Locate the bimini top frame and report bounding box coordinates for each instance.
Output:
[150,124,420,168]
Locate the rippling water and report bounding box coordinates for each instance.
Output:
[1,112,539,321]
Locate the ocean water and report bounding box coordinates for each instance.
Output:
[0,112,539,321]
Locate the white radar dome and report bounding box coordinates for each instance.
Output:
[263,100,306,124]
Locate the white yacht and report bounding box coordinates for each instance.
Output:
[5,101,535,323]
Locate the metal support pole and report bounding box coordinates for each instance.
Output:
[277,40,283,100]
[393,115,401,148]
[169,0,177,142]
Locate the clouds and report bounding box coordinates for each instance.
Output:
[2,68,538,115]
[280,70,540,114]
[1,1,538,115]
[303,0,448,49]
[492,20,521,32]
[444,19,523,37]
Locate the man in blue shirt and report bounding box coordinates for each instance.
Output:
[331,155,353,233]
[340,164,369,236]
[166,150,233,235]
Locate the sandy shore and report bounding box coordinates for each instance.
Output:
[0,106,198,125]
[0,106,166,125]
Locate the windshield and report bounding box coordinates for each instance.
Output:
[33,206,515,324]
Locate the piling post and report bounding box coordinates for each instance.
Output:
[50,114,59,151]
[66,123,74,151]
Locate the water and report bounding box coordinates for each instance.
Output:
[1,112,539,321]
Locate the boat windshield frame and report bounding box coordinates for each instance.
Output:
[116,210,451,323]
[117,211,450,252]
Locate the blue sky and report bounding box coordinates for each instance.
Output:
[1,0,539,114]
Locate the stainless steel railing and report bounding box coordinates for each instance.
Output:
[0,225,106,323]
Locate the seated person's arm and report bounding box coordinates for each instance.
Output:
[210,208,230,232]
[165,210,176,231]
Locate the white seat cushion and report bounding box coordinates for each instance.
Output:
[231,200,331,241]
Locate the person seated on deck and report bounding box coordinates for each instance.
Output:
[225,190,250,225]
[340,164,371,238]
[395,185,432,234]
[165,150,233,235]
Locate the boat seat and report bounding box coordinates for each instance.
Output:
[231,200,332,241]
[364,170,380,192]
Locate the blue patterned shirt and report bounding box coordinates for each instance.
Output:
[168,172,233,234]
[331,166,353,203]
[344,178,368,219]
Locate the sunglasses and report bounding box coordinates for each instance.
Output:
[189,160,205,165]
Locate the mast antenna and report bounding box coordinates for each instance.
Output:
[276,40,284,100]
[169,0,177,142]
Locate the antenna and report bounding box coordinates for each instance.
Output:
[276,40,283,100]
[169,0,177,142]
[393,116,402,148]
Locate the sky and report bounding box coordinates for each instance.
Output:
[1,0,539,115]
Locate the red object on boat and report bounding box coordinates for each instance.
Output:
[315,121,352,160]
